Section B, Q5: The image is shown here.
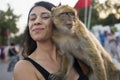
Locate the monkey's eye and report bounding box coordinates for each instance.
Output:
[67,12,75,16]
[59,12,75,17]
[58,12,75,21]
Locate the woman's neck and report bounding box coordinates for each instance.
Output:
[33,40,58,61]
[37,39,54,52]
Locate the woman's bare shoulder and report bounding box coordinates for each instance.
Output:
[13,60,38,80]
[14,59,32,71]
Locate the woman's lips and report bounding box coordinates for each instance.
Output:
[32,28,44,33]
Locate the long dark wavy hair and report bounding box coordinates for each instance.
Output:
[22,1,55,57]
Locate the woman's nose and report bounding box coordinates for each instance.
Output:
[34,17,42,25]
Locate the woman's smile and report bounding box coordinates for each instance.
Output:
[32,27,45,33]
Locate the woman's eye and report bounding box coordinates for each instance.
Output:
[29,17,36,21]
[42,16,50,19]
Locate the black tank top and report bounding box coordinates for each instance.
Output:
[24,57,88,80]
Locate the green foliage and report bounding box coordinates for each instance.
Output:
[0,4,20,45]
[78,7,100,29]
[77,0,120,29]
[110,25,118,32]
[11,33,24,45]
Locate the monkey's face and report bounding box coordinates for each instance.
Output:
[52,5,77,33]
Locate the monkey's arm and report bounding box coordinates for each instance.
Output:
[72,19,108,80]
[78,60,90,75]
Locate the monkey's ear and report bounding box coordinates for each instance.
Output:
[51,7,56,17]
[51,7,56,11]
[58,2,61,6]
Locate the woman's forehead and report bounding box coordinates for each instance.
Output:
[30,6,51,15]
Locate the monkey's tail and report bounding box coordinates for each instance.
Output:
[104,55,120,72]
[112,58,120,70]
[107,68,120,80]
[105,58,120,80]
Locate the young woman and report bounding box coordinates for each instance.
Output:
[13,1,89,80]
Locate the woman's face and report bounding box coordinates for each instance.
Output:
[28,6,53,42]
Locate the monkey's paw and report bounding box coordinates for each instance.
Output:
[48,74,64,80]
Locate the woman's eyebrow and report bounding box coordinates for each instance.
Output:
[30,12,51,16]
[29,13,36,17]
[41,12,51,15]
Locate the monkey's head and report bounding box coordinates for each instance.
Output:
[52,5,78,34]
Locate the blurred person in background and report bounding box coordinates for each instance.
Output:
[0,46,5,61]
[116,35,120,62]
[98,30,106,47]
[7,42,19,72]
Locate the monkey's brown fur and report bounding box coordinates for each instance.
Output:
[51,5,120,80]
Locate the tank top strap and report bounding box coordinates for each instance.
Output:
[24,57,50,80]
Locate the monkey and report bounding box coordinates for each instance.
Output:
[50,5,120,80]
